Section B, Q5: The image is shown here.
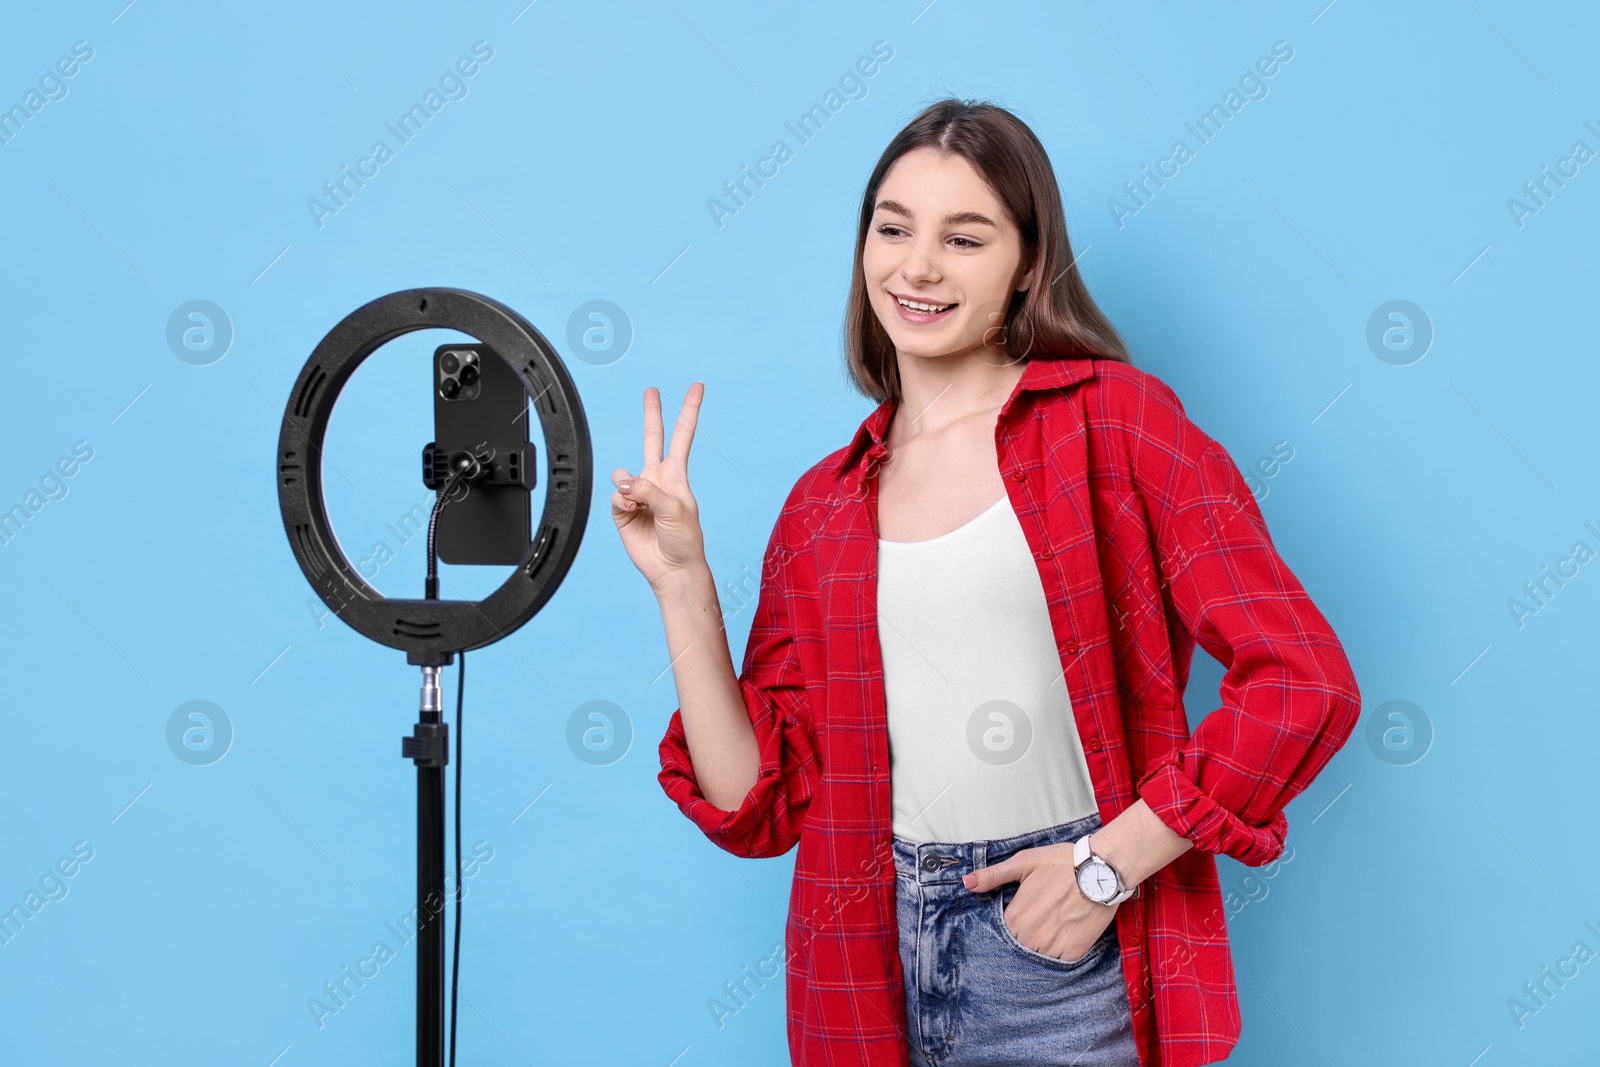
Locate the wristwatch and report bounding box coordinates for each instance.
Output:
[1073,834,1137,906]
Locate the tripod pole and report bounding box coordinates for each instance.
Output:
[403,659,452,1067]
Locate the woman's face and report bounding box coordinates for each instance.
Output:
[862,145,1036,365]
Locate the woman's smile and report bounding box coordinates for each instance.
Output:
[890,290,960,324]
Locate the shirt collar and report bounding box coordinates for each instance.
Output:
[829,356,1099,478]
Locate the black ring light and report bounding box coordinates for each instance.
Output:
[275,287,592,662]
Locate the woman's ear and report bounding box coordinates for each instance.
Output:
[1015,247,1040,295]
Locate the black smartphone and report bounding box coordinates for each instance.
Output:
[426,343,535,565]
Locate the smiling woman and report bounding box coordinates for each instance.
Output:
[627,98,1360,1067]
[843,104,1128,407]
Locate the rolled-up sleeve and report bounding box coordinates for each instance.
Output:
[657,500,821,859]
[1130,404,1361,867]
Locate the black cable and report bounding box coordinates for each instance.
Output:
[449,649,465,1067]
[424,471,465,601]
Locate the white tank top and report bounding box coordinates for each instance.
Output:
[877,492,1099,843]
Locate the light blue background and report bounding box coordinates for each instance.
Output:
[3,1,1596,1064]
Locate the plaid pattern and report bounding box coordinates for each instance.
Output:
[658,356,1361,1066]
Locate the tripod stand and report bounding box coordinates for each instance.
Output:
[276,288,592,1066]
[402,652,454,1067]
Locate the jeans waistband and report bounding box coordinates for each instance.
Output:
[891,811,1104,886]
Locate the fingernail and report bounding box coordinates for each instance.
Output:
[619,482,632,493]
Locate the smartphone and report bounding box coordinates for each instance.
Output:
[425,343,535,565]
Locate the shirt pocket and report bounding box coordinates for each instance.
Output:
[1091,487,1179,711]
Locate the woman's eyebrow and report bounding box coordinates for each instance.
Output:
[874,199,997,227]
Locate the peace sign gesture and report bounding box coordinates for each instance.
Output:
[612,382,710,592]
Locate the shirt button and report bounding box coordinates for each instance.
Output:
[1085,738,1102,753]
[1064,641,1079,654]
[1039,546,1053,560]
[1010,469,1026,482]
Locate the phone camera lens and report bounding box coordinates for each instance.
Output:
[441,352,461,375]
[441,377,461,399]
[459,363,480,386]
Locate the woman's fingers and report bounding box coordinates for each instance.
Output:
[963,853,1022,893]
[609,467,632,506]
[620,474,662,510]
[643,386,664,469]
[666,381,704,468]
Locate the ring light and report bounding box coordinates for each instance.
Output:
[275,287,592,662]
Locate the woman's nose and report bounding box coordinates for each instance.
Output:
[899,242,943,284]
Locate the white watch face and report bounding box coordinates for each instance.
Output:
[1078,859,1119,903]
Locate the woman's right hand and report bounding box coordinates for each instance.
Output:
[612,382,710,593]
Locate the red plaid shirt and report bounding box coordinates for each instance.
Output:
[657,356,1361,1066]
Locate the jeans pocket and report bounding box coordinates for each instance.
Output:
[993,883,1115,970]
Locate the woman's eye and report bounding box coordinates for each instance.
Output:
[873,225,979,248]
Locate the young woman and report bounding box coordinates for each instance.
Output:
[615,99,1360,1067]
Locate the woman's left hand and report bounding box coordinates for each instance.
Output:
[963,841,1119,963]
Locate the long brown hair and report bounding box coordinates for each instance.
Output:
[843,98,1131,404]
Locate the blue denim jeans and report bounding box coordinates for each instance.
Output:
[893,811,1139,1066]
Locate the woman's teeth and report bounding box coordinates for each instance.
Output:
[897,297,954,313]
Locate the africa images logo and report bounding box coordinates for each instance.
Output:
[306,41,495,229]
[706,40,895,230]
